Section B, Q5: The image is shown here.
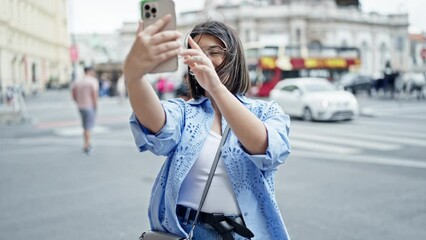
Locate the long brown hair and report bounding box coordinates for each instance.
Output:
[187,20,250,99]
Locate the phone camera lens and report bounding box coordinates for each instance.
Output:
[145,12,151,19]
[144,4,150,11]
[151,8,157,14]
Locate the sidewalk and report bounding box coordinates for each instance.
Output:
[0,105,22,124]
[1,89,85,124]
[0,100,31,125]
[0,88,132,139]
[0,89,72,135]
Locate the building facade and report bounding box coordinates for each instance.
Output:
[175,0,410,78]
[0,0,70,100]
[71,32,126,96]
[409,33,426,72]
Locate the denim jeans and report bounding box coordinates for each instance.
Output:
[178,216,249,240]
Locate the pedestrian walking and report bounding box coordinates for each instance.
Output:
[100,73,111,97]
[71,66,99,155]
[124,15,291,239]
[155,76,167,99]
[117,74,127,103]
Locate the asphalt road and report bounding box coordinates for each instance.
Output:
[1,90,425,240]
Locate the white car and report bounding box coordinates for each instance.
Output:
[270,78,359,121]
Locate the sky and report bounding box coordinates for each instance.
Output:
[68,0,426,34]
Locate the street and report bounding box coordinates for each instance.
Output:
[1,90,426,240]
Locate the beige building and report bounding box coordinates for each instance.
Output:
[177,0,410,78]
[118,0,411,79]
[0,0,70,100]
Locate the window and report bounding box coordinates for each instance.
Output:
[281,85,297,92]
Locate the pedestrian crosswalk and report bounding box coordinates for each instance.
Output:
[288,111,426,168]
[2,95,425,168]
[53,126,110,137]
[364,105,426,118]
[294,131,401,151]
[358,97,426,118]
[291,138,360,154]
[292,123,426,148]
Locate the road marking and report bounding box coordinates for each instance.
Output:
[370,108,426,117]
[359,104,426,115]
[1,137,135,147]
[291,139,360,154]
[355,119,425,130]
[293,132,401,151]
[293,125,426,147]
[292,151,426,169]
[36,120,79,129]
[387,115,426,121]
[36,116,129,129]
[53,126,110,136]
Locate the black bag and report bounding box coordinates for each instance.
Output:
[139,127,232,240]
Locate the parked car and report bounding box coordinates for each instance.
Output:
[270,78,359,121]
[336,72,373,95]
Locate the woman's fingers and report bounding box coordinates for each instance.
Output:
[187,36,202,50]
[153,40,181,54]
[124,15,180,78]
[154,48,182,63]
[136,20,144,35]
[144,14,172,35]
[180,49,204,56]
[184,55,207,66]
[180,49,212,67]
[150,30,182,45]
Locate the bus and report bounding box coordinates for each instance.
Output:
[244,42,361,97]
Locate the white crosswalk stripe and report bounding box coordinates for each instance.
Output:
[291,123,425,155]
[352,119,424,130]
[1,136,135,147]
[292,124,426,147]
[293,132,401,151]
[291,138,360,154]
[53,126,110,137]
[292,151,426,169]
[289,102,426,168]
[364,105,426,117]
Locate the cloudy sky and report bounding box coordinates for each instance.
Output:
[68,0,426,34]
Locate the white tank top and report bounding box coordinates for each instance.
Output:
[177,131,241,215]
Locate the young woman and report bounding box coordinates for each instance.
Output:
[124,15,291,240]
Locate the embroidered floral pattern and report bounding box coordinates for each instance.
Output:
[130,95,291,239]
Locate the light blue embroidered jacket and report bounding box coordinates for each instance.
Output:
[130,95,291,239]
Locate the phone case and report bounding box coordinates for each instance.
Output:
[141,0,178,73]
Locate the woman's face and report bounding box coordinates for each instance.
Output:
[192,34,227,68]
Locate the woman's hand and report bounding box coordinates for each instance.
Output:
[181,36,223,94]
[123,15,181,134]
[123,15,182,83]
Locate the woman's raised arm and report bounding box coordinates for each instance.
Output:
[123,15,182,133]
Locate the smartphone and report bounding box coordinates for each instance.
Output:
[140,0,178,73]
